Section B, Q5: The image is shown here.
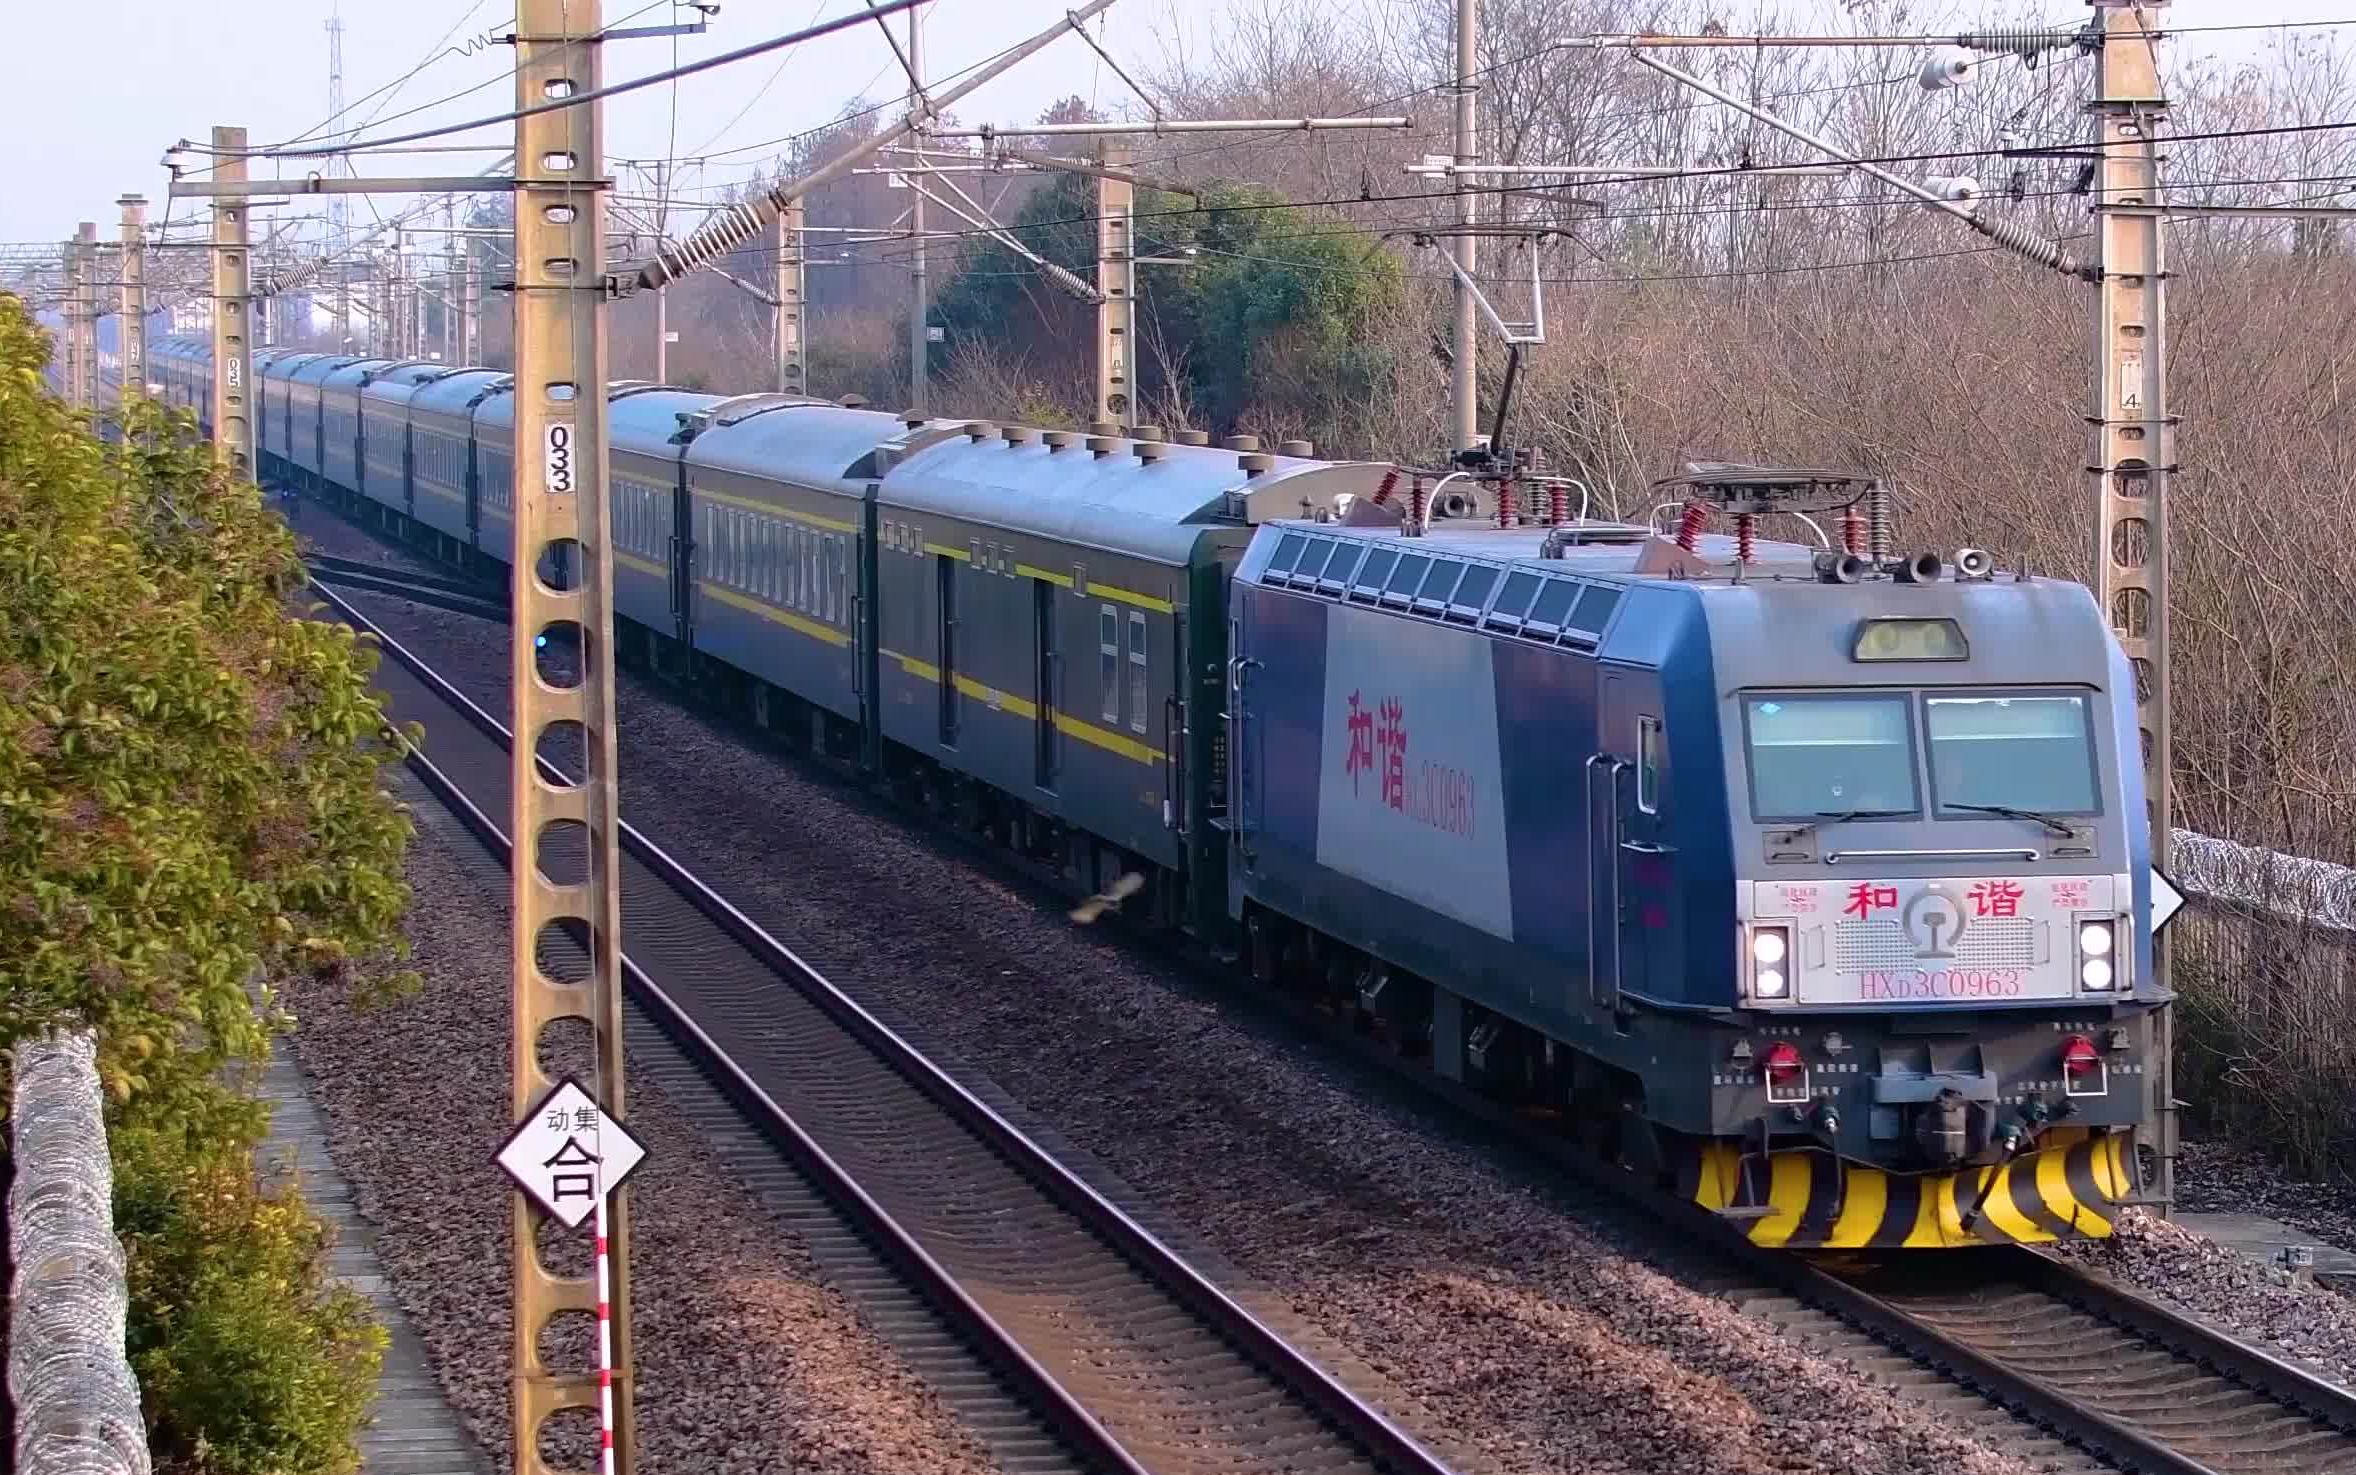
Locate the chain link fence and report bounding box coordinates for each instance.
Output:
[7,1030,150,1475]
[2169,828,2356,1179]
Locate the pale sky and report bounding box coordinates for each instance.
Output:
[6,0,2350,250]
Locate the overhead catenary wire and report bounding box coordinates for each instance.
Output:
[220,0,930,161]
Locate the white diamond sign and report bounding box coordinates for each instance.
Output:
[2150,867,2186,937]
[495,1077,647,1230]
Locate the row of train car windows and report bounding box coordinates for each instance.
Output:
[700,500,849,626]
[1262,531,1621,647]
[882,518,1034,580]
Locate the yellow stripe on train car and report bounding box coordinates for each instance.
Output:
[880,648,1165,766]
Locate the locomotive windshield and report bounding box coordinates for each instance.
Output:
[1923,692,2101,816]
[1742,695,1919,820]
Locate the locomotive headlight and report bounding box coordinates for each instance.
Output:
[1746,923,1794,1001]
[2077,918,2118,991]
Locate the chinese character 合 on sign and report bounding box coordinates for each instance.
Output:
[544,1137,601,1203]
[1843,882,1898,919]
[1343,691,1374,795]
[1969,879,2023,918]
[1376,697,1407,812]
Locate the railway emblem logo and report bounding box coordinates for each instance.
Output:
[1899,888,1968,960]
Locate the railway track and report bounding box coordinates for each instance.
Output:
[309,582,1461,1475]
[305,537,2356,1475]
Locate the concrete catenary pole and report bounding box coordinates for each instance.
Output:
[58,237,81,407]
[906,7,928,415]
[75,222,98,409]
[118,196,147,400]
[1451,0,1480,453]
[508,4,635,1473]
[209,131,253,479]
[1095,137,1134,428]
[652,161,668,383]
[776,196,806,395]
[2089,0,2176,1210]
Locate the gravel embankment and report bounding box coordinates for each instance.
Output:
[299,512,2138,1473]
[290,782,1001,1475]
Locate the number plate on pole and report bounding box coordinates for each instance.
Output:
[544,422,575,496]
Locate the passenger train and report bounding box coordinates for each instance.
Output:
[129,333,2166,1251]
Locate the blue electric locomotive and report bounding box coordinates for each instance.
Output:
[149,335,2165,1251]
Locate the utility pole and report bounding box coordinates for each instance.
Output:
[1094,136,1133,428]
[210,126,253,479]
[75,222,98,409]
[462,246,480,365]
[653,161,668,383]
[508,5,635,1475]
[906,9,930,413]
[2089,0,2175,1210]
[119,195,147,400]
[392,226,408,357]
[777,197,805,394]
[1451,0,1480,453]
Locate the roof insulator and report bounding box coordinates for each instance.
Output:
[1002,425,1036,446]
[1279,438,1314,457]
[1043,430,1078,451]
[839,393,867,408]
[1138,440,1168,463]
[1174,429,1210,446]
[1089,420,1119,436]
[1086,434,1122,457]
[1225,434,1261,452]
[964,420,996,442]
[1133,424,1165,443]
[1239,452,1274,476]
[903,412,926,429]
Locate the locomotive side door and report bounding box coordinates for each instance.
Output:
[1595,669,1670,1009]
[1226,592,1263,892]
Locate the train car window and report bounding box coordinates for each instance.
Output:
[1569,584,1622,635]
[1923,693,2100,816]
[1383,552,1432,607]
[1486,571,1542,631]
[1290,539,1334,586]
[1637,717,1662,815]
[1127,612,1149,734]
[1352,547,1398,600]
[1448,564,1499,621]
[1743,695,1920,821]
[1317,544,1363,594]
[1268,532,1309,576]
[1100,605,1120,724]
[1414,560,1463,612]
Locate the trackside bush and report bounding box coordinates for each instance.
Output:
[0,291,418,1475]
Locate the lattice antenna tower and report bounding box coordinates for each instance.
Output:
[326,14,350,262]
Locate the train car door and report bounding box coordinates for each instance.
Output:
[1596,668,1673,1010]
[1226,594,1262,889]
[669,473,696,667]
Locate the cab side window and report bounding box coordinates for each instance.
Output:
[1637,716,1662,815]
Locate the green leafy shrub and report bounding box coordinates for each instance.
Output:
[0,291,417,1473]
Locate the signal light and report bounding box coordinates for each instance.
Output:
[1762,1041,1804,1087]
[2060,1035,2101,1078]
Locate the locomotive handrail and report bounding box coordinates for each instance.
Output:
[1824,847,2040,864]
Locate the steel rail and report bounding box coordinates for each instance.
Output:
[307,577,1461,1475]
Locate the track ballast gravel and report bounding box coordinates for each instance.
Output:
[288,777,1002,1475]
[297,508,2356,1473]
